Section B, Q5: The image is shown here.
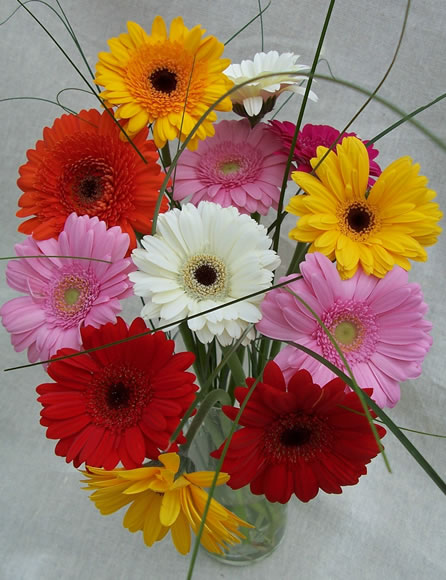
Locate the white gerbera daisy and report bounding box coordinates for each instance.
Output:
[129,202,280,345]
[224,51,318,119]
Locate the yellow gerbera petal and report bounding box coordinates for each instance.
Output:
[127,109,150,135]
[185,471,229,487]
[143,493,164,546]
[160,489,182,527]
[127,21,149,45]
[151,15,168,40]
[159,452,180,473]
[337,136,369,198]
[171,510,191,555]
[123,492,155,532]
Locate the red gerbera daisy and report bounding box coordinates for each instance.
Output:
[212,361,386,503]
[16,109,168,251]
[36,317,198,469]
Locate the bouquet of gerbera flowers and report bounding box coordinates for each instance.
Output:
[1,1,445,578]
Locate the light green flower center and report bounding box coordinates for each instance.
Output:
[219,160,241,175]
[64,287,81,305]
[334,320,358,346]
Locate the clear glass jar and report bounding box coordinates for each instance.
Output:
[188,407,288,566]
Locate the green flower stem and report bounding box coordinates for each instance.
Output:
[286,241,309,275]
[160,142,172,168]
[223,0,271,46]
[269,339,282,360]
[259,336,270,367]
[181,389,232,455]
[272,0,336,253]
[222,345,247,388]
[179,322,206,388]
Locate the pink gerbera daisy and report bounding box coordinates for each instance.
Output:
[269,122,381,185]
[257,252,432,408]
[0,213,134,364]
[172,119,288,215]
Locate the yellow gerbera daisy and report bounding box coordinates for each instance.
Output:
[81,452,253,555]
[287,136,442,279]
[95,17,233,149]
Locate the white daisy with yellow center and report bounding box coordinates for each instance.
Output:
[130,202,280,345]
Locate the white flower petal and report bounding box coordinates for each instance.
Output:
[243,96,264,117]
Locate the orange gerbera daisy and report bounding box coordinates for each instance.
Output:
[95,17,233,149]
[16,109,168,250]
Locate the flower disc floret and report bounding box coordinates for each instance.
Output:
[95,17,233,149]
[130,201,280,345]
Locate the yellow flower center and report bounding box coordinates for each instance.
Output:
[339,201,379,240]
[182,254,227,299]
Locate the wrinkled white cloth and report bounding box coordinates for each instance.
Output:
[1,1,445,579]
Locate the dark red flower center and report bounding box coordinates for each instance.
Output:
[77,175,103,201]
[87,365,152,432]
[263,412,331,463]
[150,68,178,94]
[60,155,115,211]
[106,381,131,409]
[280,426,312,447]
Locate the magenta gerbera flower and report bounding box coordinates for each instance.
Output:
[0,213,134,363]
[173,119,288,215]
[269,122,381,185]
[257,253,432,408]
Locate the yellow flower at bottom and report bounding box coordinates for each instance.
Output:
[287,136,442,279]
[95,17,233,149]
[81,452,253,555]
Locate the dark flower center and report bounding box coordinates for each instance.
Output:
[77,175,103,200]
[106,381,130,409]
[263,412,331,462]
[182,254,227,299]
[281,427,312,446]
[346,204,372,233]
[150,68,178,94]
[87,365,152,432]
[194,264,218,286]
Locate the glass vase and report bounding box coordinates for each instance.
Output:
[188,407,287,566]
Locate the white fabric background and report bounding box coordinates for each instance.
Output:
[1,1,445,579]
